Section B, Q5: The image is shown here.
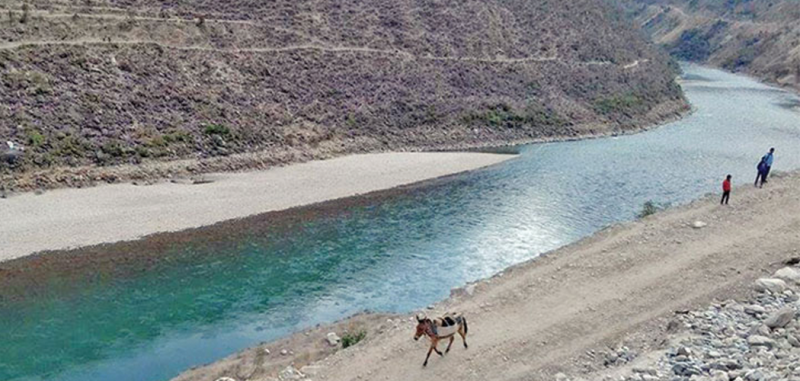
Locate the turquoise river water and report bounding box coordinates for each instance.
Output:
[2,65,800,381]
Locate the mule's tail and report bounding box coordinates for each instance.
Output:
[463,316,468,335]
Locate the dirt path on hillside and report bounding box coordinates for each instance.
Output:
[175,172,800,381]
[0,7,642,67]
[0,37,634,67]
[0,37,565,64]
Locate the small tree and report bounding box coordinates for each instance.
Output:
[341,330,366,348]
[20,3,29,23]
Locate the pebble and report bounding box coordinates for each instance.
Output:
[745,305,766,315]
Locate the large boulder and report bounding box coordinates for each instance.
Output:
[0,149,22,165]
[764,307,795,329]
[326,332,341,346]
[774,267,800,284]
[754,278,787,294]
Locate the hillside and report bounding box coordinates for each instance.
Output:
[617,0,800,91]
[0,0,686,190]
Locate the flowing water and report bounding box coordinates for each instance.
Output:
[2,65,800,381]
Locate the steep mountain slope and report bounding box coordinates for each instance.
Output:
[0,0,686,190]
[618,0,800,90]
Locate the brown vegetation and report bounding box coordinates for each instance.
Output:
[618,0,800,91]
[0,0,686,190]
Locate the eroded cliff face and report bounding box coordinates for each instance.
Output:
[0,0,685,188]
[619,0,800,90]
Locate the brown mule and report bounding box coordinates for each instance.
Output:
[413,312,469,367]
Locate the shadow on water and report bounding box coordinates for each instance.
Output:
[2,64,800,381]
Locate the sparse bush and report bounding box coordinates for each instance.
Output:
[463,103,563,128]
[146,135,166,148]
[341,330,366,348]
[5,70,53,95]
[119,10,136,31]
[135,146,152,158]
[203,123,229,136]
[100,141,126,157]
[26,130,45,147]
[525,81,541,96]
[196,15,205,28]
[54,136,89,158]
[637,201,666,219]
[20,3,29,24]
[424,105,440,124]
[162,130,192,143]
[594,93,644,115]
[345,113,358,129]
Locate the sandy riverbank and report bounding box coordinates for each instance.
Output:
[173,172,800,381]
[0,152,514,262]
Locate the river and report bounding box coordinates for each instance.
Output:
[2,64,800,381]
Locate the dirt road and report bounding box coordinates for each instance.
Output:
[176,172,800,381]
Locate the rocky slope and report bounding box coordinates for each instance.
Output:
[595,270,800,381]
[0,0,686,190]
[617,0,800,91]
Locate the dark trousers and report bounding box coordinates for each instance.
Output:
[720,191,730,205]
[764,166,772,181]
[755,172,766,187]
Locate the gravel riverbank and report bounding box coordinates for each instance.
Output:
[0,152,514,261]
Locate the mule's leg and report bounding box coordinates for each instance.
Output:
[459,328,469,349]
[433,340,444,357]
[445,336,454,353]
[423,345,434,367]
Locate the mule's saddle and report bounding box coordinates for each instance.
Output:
[432,313,462,337]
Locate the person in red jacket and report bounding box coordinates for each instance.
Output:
[721,175,732,205]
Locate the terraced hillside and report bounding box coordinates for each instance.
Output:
[0,0,686,190]
[618,0,800,91]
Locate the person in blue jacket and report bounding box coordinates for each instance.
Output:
[762,148,775,182]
